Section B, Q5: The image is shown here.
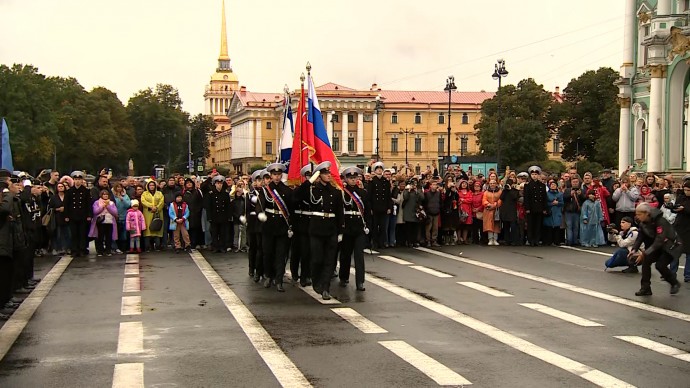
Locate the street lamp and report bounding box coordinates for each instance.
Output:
[400,127,414,173]
[444,76,457,161]
[492,59,508,173]
[187,125,193,174]
[374,94,383,161]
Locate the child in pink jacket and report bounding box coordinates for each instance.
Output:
[126,199,147,253]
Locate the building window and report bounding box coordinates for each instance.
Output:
[552,136,560,154]
[438,113,445,124]
[414,135,422,154]
[391,135,398,154]
[332,114,339,123]
[348,132,355,152]
[391,112,398,124]
[348,114,355,123]
[414,113,422,124]
[685,0,690,12]
[363,114,373,122]
[333,132,340,151]
[462,113,469,124]
[437,137,445,153]
[415,165,421,175]
[460,135,468,155]
[266,122,272,130]
[265,142,273,155]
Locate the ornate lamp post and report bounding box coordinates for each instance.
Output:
[492,59,509,173]
[444,76,457,160]
[400,127,414,173]
[375,94,383,161]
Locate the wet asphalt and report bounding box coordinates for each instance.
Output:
[0,242,688,387]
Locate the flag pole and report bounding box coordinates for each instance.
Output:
[299,71,306,178]
[277,84,289,163]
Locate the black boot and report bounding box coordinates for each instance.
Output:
[276,283,285,292]
[622,266,639,274]
[356,283,366,291]
[670,283,681,295]
[635,288,653,296]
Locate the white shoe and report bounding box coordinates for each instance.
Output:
[494,240,500,246]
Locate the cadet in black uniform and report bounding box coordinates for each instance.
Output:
[295,161,343,300]
[246,170,265,282]
[523,165,547,247]
[339,167,368,291]
[0,170,16,317]
[290,165,313,287]
[205,175,232,253]
[368,161,392,249]
[258,163,293,292]
[64,171,92,257]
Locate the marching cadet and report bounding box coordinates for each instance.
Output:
[246,170,264,283]
[290,165,314,287]
[258,163,293,292]
[64,171,92,257]
[294,161,343,300]
[368,161,392,249]
[339,167,368,291]
[205,175,232,253]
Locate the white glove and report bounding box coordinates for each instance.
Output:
[239,215,247,224]
[405,185,412,190]
[258,212,267,222]
[364,227,370,235]
[337,234,343,243]
[250,195,257,204]
[309,171,321,184]
[23,180,31,187]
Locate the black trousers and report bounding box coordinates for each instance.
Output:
[290,230,311,281]
[340,233,366,285]
[69,220,89,255]
[12,248,29,290]
[248,232,263,275]
[641,251,679,290]
[310,234,338,293]
[0,257,13,306]
[96,223,114,254]
[502,221,521,245]
[188,227,202,248]
[542,226,562,246]
[262,233,289,283]
[526,212,544,245]
[210,222,230,251]
[371,212,388,248]
[405,222,419,245]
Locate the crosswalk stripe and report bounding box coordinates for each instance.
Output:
[117,322,143,354]
[331,308,388,334]
[457,282,513,297]
[416,247,690,323]
[124,264,139,276]
[378,255,413,265]
[519,303,604,327]
[285,270,341,305]
[409,265,453,278]
[564,246,686,270]
[121,296,142,316]
[366,272,634,387]
[123,277,140,293]
[125,254,139,264]
[379,340,472,386]
[367,249,380,254]
[190,252,312,387]
[112,363,144,388]
[615,336,690,362]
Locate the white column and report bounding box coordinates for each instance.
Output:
[657,0,671,15]
[618,98,631,173]
[255,119,263,158]
[356,112,364,155]
[372,110,378,157]
[341,111,349,155]
[621,0,636,78]
[648,67,664,172]
[326,111,334,145]
[686,102,690,172]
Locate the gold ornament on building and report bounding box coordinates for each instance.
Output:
[667,26,690,61]
[638,11,651,24]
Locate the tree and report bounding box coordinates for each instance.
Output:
[553,67,620,167]
[475,78,554,168]
[188,113,214,163]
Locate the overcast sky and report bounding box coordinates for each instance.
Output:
[0,0,624,115]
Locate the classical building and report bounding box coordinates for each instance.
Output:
[618,0,690,173]
[204,0,239,168]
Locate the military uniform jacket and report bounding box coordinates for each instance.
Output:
[368,175,392,214]
[259,181,293,236]
[342,184,368,236]
[64,185,93,221]
[295,181,343,237]
[204,187,231,223]
[245,188,263,234]
[0,190,14,257]
[523,180,547,213]
[291,184,313,234]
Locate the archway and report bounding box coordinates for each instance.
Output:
[666,59,690,169]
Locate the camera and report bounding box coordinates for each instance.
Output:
[606,224,617,233]
[504,184,512,191]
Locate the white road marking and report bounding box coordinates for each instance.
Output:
[367,249,380,254]
[117,322,143,354]
[366,272,634,387]
[519,303,604,327]
[457,282,513,297]
[379,340,472,386]
[378,255,413,265]
[190,252,311,387]
[112,363,144,388]
[124,264,139,276]
[615,336,690,362]
[409,265,453,278]
[125,254,139,264]
[330,308,388,334]
[121,296,142,316]
[559,245,610,256]
[123,277,140,293]
[416,247,690,323]
[0,256,73,362]
[285,270,341,305]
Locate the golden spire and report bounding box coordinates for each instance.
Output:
[219,0,229,61]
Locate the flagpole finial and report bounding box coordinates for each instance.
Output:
[300,72,305,83]
[284,84,289,95]
[306,62,311,74]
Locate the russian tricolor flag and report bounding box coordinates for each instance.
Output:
[307,74,342,187]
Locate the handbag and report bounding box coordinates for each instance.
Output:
[42,209,53,227]
[494,208,500,221]
[415,207,428,222]
[96,215,106,224]
[149,211,163,232]
[459,210,469,223]
[475,210,483,220]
